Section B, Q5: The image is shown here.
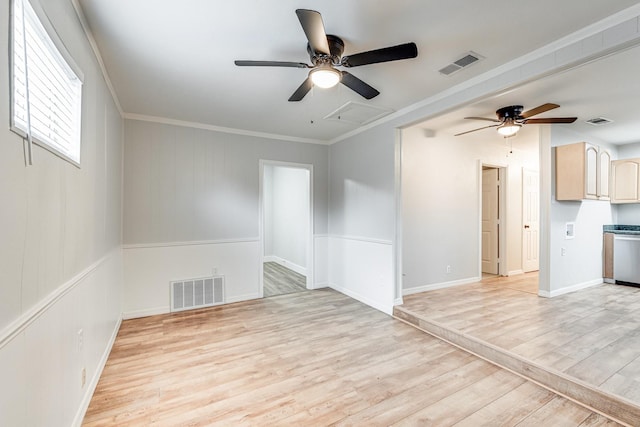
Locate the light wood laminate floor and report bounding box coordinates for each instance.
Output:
[263,261,307,297]
[83,289,617,426]
[398,273,640,417]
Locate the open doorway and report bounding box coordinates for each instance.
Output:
[260,161,313,298]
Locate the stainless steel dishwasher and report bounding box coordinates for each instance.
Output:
[614,234,640,286]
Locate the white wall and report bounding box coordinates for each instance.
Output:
[328,127,396,313]
[616,142,640,223]
[0,0,124,425]
[122,119,328,317]
[546,127,618,296]
[263,165,310,273]
[401,125,539,293]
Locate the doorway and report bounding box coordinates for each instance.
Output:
[259,161,313,298]
[480,164,506,277]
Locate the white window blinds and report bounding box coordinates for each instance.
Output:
[11,0,83,165]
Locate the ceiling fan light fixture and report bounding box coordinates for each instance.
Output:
[310,66,341,88]
[497,121,521,137]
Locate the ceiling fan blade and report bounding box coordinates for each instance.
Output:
[296,9,330,55]
[520,103,560,118]
[454,124,499,136]
[288,77,314,102]
[234,60,310,68]
[340,71,380,99]
[464,116,501,123]
[341,42,418,67]
[524,117,577,124]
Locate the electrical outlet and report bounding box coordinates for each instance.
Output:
[77,329,84,352]
[561,247,567,256]
[446,265,451,274]
[212,267,218,275]
[81,368,86,388]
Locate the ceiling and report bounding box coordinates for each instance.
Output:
[77,0,640,142]
[417,44,640,145]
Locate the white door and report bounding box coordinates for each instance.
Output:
[482,168,499,275]
[522,168,540,272]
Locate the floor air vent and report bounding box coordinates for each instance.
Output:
[171,276,224,312]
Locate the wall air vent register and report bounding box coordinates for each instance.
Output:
[171,276,224,312]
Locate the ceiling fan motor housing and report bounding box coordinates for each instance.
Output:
[496,105,524,120]
[307,35,345,65]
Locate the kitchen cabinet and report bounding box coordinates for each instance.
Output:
[611,158,640,203]
[555,142,610,201]
[603,232,614,282]
[598,149,611,199]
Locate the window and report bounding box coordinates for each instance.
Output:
[11,0,83,165]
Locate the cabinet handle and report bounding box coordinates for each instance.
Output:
[524,225,530,229]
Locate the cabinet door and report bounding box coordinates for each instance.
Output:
[598,149,611,199]
[603,233,614,280]
[611,159,640,203]
[555,142,586,201]
[585,144,598,199]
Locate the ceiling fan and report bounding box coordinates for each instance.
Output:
[234,9,418,102]
[455,103,577,137]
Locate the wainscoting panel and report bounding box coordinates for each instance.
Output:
[313,235,328,288]
[122,239,261,318]
[0,249,123,427]
[328,235,394,314]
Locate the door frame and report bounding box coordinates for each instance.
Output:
[258,160,314,298]
[478,161,508,277]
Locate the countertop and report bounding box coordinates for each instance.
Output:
[604,225,640,235]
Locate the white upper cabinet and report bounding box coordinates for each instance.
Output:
[555,142,610,201]
[599,149,611,200]
[611,158,640,204]
[585,144,598,199]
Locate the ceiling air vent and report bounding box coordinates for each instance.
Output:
[324,101,393,125]
[439,51,484,76]
[585,117,613,126]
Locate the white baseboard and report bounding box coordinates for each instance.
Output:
[264,255,307,277]
[123,292,263,319]
[394,297,404,306]
[604,278,615,284]
[507,269,524,276]
[403,276,481,296]
[225,293,262,304]
[539,279,603,298]
[72,315,122,427]
[122,306,169,320]
[311,282,329,289]
[329,283,393,315]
